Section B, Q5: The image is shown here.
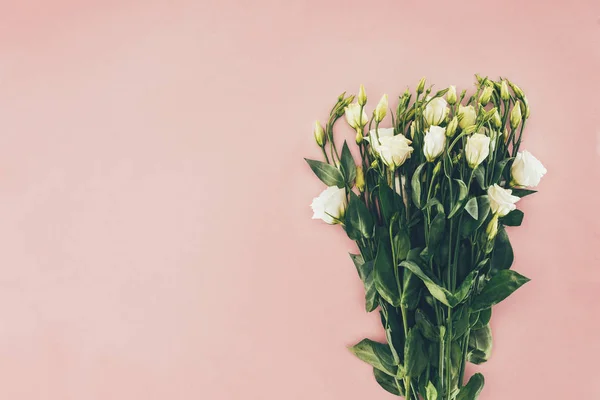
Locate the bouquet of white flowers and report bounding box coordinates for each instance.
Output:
[306,77,546,400]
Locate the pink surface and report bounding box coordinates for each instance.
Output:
[0,1,599,399]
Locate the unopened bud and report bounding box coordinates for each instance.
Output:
[521,97,530,119]
[314,121,326,147]
[510,102,522,129]
[432,161,442,176]
[370,159,379,169]
[446,116,459,137]
[358,84,367,107]
[492,108,502,129]
[486,214,499,241]
[508,81,525,99]
[447,85,457,105]
[500,80,510,101]
[479,86,494,106]
[355,130,363,144]
[416,77,426,94]
[374,94,388,122]
[355,166,365,192]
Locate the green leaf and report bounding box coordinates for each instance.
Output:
[491,158,512,185]
[428,212,446,251]
[401,269,422,310]
[467,325,492,365]
[404,328,428,377]
[471,270,530,311]
[340,141,356,185]
[452,306,470,339]
[464,197,478,220]
[454,270,477,304]
[400,260,457,307]
[448,179,468,218]
[411,163,426,208]
[501,209,524,226]
[426,381,438,400]
[304,158,344,188]
[456,373,485,400]
[490,226,513,272]
[511,188,537,198]
[473,165,486,190]
[373,368,403,396]
[345,191,374,240]
[374,239,401,307]
[378,183,400,224]
[392,230,411,263]
[415,309,438,341]
[471,308,491,330]
[350,254,378,312]
[349,339,397,376]
[460,196,490,237]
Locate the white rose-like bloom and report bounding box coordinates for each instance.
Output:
[465,133,490,169]
[344,103,368,130]
[423,126,446,162]
[487,184,520,217]
[367,127,394,151]
[310,186,347,224]
[376,135,414,169]
[423,97,449,126]
[458,105,477,129]
[511,150,547,187]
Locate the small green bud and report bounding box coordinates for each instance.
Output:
[432,161,442,176]
[463,125,477,135]
[370,159,379,169]
[447,85,457,105]
[508,81,525,99]
[446,116,459,137]
[314,121,326,147]
[479,86,494,106]
[521,97,530,119]
[358,84,367,107]
[374,94,388,122]
[416,77,426,94]
[510,102,522,129]
[355,130,363,144]
[486,214,499,241]
[492,108,502,129]
[500,80,510,101]
[355,166,365,192]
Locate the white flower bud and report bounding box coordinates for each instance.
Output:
[344,103,368,130]
[487,184,520,217]
[458,105,477,129]
[423,97,449,126]
[358,84,367,107]
[447,85,457,105]
[446,116,459,137]
[374,94,388,122]
[314,121,326,147]
[310,186,347,224]
[479,86,494,106]
[510,150,547,187]
[486,214,499,240]
[423,126,446,162]
[500,80,510,101]
[416,77,426,94]
[465,133,490,169]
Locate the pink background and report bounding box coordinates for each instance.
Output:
[0,0,599,399]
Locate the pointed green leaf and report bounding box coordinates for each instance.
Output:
[401,269,422,310]
[349,339,397,376]
[448,179,468,218]
[491,158,512,185]
[373,368,403,396]
[426,381,438,400]
[490,226,513,272]
[374,239,401,306]
[411,163,427,208]
[340,141,356,185]
[471,270,530,311]
[464,197,478,220]
[404,328,428,377]
[400,260,457,307]
[345,191,374,240]
[460,195,490,237]
[467,325,492,365]
[428,212,446,251]
[473,165,486,190]
[456,373,485,400]
[304,158,344,187]
[415,309,439,341]
[350,254,377,312]
[378,183,401,224]
[501,209,524,227]
[511,188,537,198]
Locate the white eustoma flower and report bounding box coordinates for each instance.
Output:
[423,125,446,162]
[465,133,490,169]
[367,127,394,151]
[511,150,547,187]
[447,85,457,105]
[423,97,449,126]
[310,186,347,224]
[377,137,414,170]
[487,184,520,217]
[458,105,477,129]
[344,103,368,130]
